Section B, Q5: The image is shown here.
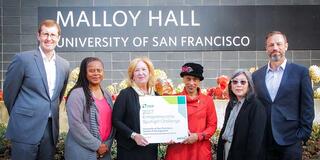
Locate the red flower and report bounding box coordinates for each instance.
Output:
[111,94,118,102]
[0,89,3,101]
[207,75,229,99]
[181,66,193,73]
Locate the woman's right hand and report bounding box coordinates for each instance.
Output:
[97,143,108,156]
[166,140,176,144]
[133,133,149,146]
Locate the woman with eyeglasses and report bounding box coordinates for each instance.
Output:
[217,70,267,160]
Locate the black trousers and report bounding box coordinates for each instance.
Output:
[265,124,302,160]
[266,140,302,160]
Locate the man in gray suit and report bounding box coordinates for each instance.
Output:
[3,19,70,160]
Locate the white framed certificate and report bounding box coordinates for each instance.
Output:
[139,96,188,143]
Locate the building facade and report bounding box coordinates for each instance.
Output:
[1,0,320,89]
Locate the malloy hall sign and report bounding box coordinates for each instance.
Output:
[38,6,320,52]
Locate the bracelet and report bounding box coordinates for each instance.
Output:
[131,132,137,139]
[201,133,206,140]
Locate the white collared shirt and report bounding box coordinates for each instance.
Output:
[39,46,56,99]
[265,59,287,101]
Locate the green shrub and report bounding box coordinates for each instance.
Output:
[158,144,168,160]
[303,123,320,160]
[111,140,117,159]
[55,133,118,160]
[1,123,320,159]
[0,123,10,159]
[54,132,67,160]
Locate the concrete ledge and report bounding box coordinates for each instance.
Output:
[1,100,320,132]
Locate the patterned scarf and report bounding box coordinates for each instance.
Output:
[89,101,101,141]
[132,83,155,96]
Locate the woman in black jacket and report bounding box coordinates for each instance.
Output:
[217,70,266,160]
[112,57,158,160]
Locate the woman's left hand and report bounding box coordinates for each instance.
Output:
[97,143,109,156]
[133,133,149,146]
[182,132,198,144]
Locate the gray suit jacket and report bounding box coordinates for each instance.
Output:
[3,49,70,145]
[64,88,115,160]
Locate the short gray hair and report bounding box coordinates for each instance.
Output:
[228,69,255,103]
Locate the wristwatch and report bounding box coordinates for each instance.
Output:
[131,132,137,139]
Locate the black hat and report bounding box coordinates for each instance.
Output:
[180,63,204,81]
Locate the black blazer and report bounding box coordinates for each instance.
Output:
[217,97,267,160]
[112,87,141,149]
[112,87,158,159]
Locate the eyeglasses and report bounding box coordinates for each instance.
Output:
[40,32,59,39]
[231,79,247,85]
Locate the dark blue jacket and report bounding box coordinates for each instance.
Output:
[252,62,314,145]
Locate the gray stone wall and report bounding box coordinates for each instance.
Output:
[1,0,320,89]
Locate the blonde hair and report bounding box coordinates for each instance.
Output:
[127,57,155,89]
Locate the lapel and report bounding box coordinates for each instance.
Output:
[220,101,233,132]
[34,49,50,99]
[234,99,248,130]
[273,62,290,102]
[103,89,114,109]
[52,56,62,100]
[223,99,248,132]
[224,102,233,123]
[258,65,273,103]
